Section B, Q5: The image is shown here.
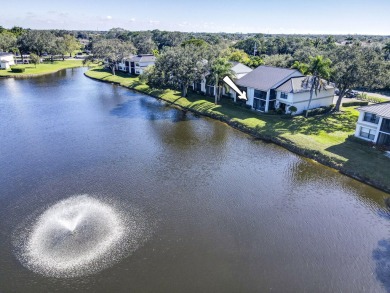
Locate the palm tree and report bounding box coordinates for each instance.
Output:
[303,55,332,118]
[292,60,309,75]
[383,42,390,61]
[209,57,236,105]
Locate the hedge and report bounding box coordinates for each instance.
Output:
[342,101,369,107]
[10,67,26,73]
[302,105,334,117]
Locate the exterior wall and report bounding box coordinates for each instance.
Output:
[135,61,155,75]
[116,61,127,72]
[354,111,381,142]
[0,55,15,69]
[275,89,334,115]
[245,88,255,108]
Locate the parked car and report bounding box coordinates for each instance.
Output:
[345,90,358,98]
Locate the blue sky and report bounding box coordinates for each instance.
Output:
[2,0,389,35]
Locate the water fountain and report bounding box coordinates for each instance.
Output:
[13,194,149,278]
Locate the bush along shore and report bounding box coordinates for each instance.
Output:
[85,67,390,194]
[0,60,84,78]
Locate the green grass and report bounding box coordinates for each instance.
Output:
[85,68,390,192]
[0,60,84,77]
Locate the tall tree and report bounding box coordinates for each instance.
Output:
[0,31,17,52]
[302,56,332,117]
[208,57,235,104]
[63,34,81,57]
[383,42,390,61]
[88,39,136,75]
[330,45,366,112]
[17,30,56,57]
[146,45,208,97]
[131,31,157,54]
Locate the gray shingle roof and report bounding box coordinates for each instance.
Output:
[276,76,335,93]
[231,62,252,79]
[236,65,303,91]
[358,102,390,119]
[129,54,156,63]
[0,52,13,57]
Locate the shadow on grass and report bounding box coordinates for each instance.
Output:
[325,137,390,186]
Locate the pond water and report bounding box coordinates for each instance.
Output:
[0,68,389,292]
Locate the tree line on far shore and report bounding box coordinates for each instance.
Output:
[1,26,389,112]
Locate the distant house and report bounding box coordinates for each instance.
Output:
[193,62,253,97]
[116,54,156,75]
[0,52,15,69]
[354,102,390,146]
[235,66,334,114]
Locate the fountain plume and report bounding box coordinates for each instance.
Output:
[13,194,150,278]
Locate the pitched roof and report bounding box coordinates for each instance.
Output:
[231,62,252,79]
[357,102,390,119]
[0,52,13,57]
[236,65,303,91]
[129,54,156,63]
[276,76,335,93]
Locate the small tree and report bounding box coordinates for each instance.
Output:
[302,56,331,118]
[208,57,235,105]
[63,34,81,57]
[29,53,40,68]
[289,105,297,115]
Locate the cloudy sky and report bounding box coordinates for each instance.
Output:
[2,0,389,35]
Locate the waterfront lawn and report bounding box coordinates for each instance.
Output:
[0,60,84,77]
[85,68,390,191]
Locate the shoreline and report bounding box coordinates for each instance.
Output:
[0,61,85,79]
[84,69,390,194]
[82,69,388,194]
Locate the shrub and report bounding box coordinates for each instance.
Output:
[288,106,297,115]
[303,105,333,117]
[10,67,25,73]
[356,93,387,103]
[342,101,369,107]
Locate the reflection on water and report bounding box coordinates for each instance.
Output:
[0,68,390,293]
[373,239,390,292]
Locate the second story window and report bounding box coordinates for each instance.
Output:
[280,92,288,99]
[363,112,379,124]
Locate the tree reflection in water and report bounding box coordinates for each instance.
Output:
[373,238,390,292]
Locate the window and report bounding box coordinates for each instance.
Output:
[253,98,266,111]
[195,82,202,92]
[269,100,276,110]
[363,112,379,124]
[380,118,390,133]
[254,90,267,100]
[269,89,276,100]
[360,127,376,140]
[280,92,288,99]
[206,85,214,96]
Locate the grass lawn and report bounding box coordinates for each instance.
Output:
[85,67,390,192]
[0,60,84,77]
